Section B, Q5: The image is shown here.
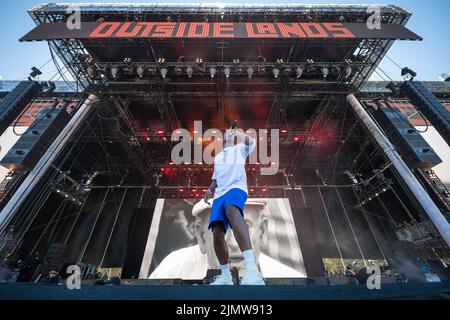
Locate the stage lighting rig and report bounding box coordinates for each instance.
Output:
[209,67,216,78]
[160,67,168,78]
[136,65,145,78]
[186,66,194,78]
[28,66,42,80]
[296,67,304,79]
[247,66,254,78]
[224,67,231,78]
[272,67,280,79]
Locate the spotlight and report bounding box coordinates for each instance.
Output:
[148,67,157,76]
[160,67,168,78]
[157,57,166,64]
[111,66,118,79]
[209,67,216,78]
[306,58,315,64]
[123,57,132,64]
[322,67,329,78]
[224,67,231,78]
[175,66,183,76]
[296,67,304,79]
[439,73,450,82]
[272,67,279,78]
[186,66,194,78]
[247,66,254,78]
[233,58,240,65]
[29,66,42,79]
[276,58,284,65]
[345,66,352,78]
[196,58,203,65]
[331,67,341,77]
[136,65,144,78]
[401,67,417,79]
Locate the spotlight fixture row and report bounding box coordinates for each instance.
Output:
[85,62,356,80]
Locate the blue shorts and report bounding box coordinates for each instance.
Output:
[208,188,248,232]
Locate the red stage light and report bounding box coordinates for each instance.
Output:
[146,137,150,141]
[180,188,184,192]
[262,188,267,192]
[169,161,173,165]
[281,129,287,133]
[157,130,164,134]
[294,136,299,141]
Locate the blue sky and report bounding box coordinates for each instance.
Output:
[0,0,449,81]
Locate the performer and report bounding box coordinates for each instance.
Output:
[203,121,265,285]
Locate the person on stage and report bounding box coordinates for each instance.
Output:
[203,122,265,285]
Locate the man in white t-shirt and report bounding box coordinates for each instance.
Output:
[203,125,265,285]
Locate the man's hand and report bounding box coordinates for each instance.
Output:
[204,189,212,205]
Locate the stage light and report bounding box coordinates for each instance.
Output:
[157,57,166,64]
[401,67,417,79]
[276,58,284,65]
[307,58,315,64]
[345,66,352,78]
[136,66,144,78]
[294,136,300,141]
[175,67,183,75]
[281,129,287,133]
[210,67,216,78]
[224,67,231,78]
[29,66,42,79]
[322,67,329,78]
[148,67,157,76]
[186,66,194,78]
[111,66,118,78]
[272,67,279,78]
[160,67,168,78]
[123,57,132,64]
[233,58,240,65]
[296,67,303,79]
[196,58,203,65]
[247,66,254,78]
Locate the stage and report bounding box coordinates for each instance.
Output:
[1,282,450,300]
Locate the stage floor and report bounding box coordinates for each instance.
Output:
[1,282,450,300]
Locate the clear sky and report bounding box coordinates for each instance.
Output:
[0,0,449,82]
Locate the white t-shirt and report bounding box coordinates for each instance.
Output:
[212,142,256,199]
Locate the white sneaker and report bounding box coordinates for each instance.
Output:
[209,273,233,285]
[240,269,265,285]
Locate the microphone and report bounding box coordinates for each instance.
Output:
[231,120,238,130]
